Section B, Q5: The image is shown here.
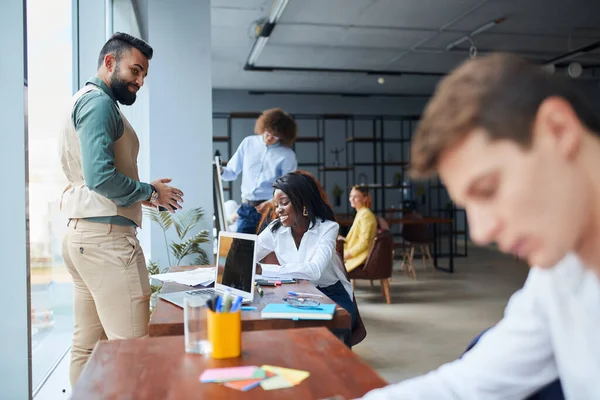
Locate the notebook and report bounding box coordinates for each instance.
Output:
[260,303,336,320]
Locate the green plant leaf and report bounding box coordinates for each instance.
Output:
[144,207,174,232]
[146,259,161,275]
[194,254,210,266]
[173,208,204,240]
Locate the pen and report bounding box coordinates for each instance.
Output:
[222,291,233,313]
[241,306,257,311]
[255,283,264,296]
[215,295,223,312]
[230,295,243,312]
[288,291,323,298]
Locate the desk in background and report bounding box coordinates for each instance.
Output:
[72,327,387,400]
[149,266,352,337]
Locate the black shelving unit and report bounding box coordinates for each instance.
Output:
[212,112,468,259]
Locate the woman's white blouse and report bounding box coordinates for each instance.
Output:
[256,219,353,299]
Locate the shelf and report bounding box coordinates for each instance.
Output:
[213,136,229,142]
[298,162,320,167]
[229,112,261,119]
[348,184,410,190]
[319,166,354,171]
[346,137,410,143]
[296,137,323,142]
[353,161,409,167]
[346,137,378,142]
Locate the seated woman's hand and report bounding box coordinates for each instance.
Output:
[343,250,353,261]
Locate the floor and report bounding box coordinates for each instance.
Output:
[353,245,528,383]
[35,245,528,397]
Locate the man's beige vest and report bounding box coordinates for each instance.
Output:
[60,85,143,227]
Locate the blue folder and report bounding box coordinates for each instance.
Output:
[261,303,336,321]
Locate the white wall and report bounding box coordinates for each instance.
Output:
[146,0,213,267]
[77,1,106,87]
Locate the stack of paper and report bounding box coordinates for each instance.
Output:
[150,267,215,286]
[199,365,309,392]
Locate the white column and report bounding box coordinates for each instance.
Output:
[145,0,213,267]
[76,0,107,88]
[0,1,30,398]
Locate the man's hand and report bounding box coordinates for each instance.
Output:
[256,263,263,275]
[255,201,271,214]
[141,200,157,209]
[151,178,184,213]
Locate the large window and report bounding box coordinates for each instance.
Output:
[26,0,74,391]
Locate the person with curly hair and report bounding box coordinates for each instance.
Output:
[221,108,298,233]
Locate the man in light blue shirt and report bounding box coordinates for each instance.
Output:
[221,108,298,233]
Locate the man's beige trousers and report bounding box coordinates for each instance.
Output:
[62,219,150,387]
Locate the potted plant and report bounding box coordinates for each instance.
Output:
[394,172,403,186]
[144,207,210,312]
[332,184,344,207]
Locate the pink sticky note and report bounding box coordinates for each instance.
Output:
[199,366,263,383]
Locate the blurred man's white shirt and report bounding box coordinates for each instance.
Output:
[361,253,600,399]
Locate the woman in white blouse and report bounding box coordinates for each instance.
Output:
[255,172,356,344]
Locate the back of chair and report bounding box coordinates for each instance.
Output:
[401,211,432,243]
[376,216,390,231]
[361,229,394,280]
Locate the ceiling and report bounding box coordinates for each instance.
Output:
[211,0,600,95]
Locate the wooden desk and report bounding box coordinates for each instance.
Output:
[149,268,352,337]
[73,328,386,399]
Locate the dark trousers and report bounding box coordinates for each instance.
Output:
[318,280,357,348]
[236,203,262,234]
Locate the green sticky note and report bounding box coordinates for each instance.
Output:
[260,375,294,390]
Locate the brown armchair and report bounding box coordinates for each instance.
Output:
[347,227,394,304]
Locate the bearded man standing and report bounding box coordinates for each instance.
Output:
[59,32,184,386]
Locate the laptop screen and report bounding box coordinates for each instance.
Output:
[216,234,256,293]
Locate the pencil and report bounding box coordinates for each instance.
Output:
[255,282,264,296]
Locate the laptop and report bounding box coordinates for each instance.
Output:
[158,231,258,308]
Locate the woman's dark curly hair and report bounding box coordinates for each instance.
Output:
[270,172,336,232]
[254,108,298,147]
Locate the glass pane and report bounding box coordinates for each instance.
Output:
[26,0,73,390]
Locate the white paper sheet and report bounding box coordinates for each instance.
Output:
[150,268,215,287]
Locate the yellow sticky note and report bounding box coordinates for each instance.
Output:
[261,365,310,385]
[260,375,294,390]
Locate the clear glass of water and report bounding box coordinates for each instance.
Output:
[183,296,212,355]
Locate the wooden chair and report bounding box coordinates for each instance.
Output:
[399,211,434,279]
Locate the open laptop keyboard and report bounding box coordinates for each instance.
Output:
[186,288,217,297]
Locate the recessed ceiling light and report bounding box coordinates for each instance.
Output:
[377,77,385,84]
[568,62,583,78]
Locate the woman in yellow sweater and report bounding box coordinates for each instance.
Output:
[342,185,377,272]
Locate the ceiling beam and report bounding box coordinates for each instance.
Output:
[543,40,600,66]
[244,64,446,77]
[248,90,432,98]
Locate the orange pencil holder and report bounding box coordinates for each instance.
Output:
[207,308,242,359]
